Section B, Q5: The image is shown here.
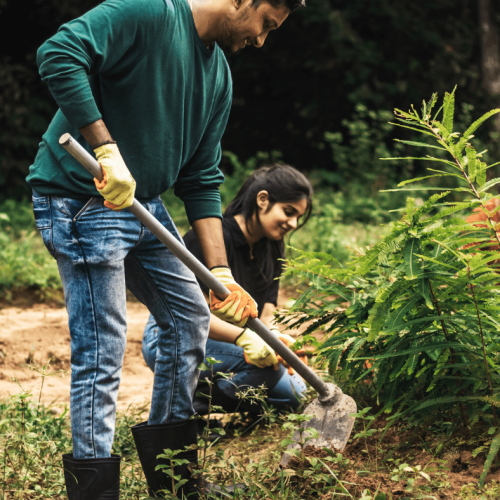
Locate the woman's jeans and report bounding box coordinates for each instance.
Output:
[143,315,307,412]
[32,192,209,459]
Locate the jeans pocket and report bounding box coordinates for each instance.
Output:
[62,197,100,222]
[32,192,56,257]
[32,192,51,230]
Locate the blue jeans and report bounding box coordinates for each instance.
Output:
[32,192,209,459]
[143,315,307,412]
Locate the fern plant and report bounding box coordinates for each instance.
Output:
[280,89,500,435]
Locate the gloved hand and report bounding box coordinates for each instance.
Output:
[209,266,258,328]
[93,143,136,210]
[235,328,278,368]
[271,329,310,375]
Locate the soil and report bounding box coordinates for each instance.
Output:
[280,427,500,498]
[2,296,498,498]
[0,301,152,411]
[0,290,302,412]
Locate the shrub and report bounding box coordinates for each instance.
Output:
[280,89,500,443]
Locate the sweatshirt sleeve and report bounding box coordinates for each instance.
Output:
[174,77,232,224]
[37,0,166,129]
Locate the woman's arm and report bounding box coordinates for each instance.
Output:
[208,314,244,343]
[260,303,278,330]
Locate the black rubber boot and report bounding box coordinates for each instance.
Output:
[62,453,121,500]
[132,419,241,499]
[131,419,201,498]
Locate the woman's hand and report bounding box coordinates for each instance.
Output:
[235,328,278,368]
[272,330,311,375]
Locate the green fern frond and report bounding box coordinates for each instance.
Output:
[394,139,447,150]
[389,122,436,137]
[478,177,500,194]
[465,146,477,182]
[442,88,456,133]
[458,109,500,151]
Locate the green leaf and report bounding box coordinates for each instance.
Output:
[205,357,222,365]
[404,238,421,279]
[432,120,452,142]
[382,157,460,169]
[477,161,487,188]
[383,187,467,192]
[397,174,452,187]
[389,122,436,137]
[354,342,465,360]
[418,278,434,309]
[478,177,500,193]
[443,88,456,133]
[479,431,500,487]
[394,139,447,150]
[195,391,210,399]
[305,428,320,440]
[465,146,477,182]
[458,109,500,151]
[388,296,421,331]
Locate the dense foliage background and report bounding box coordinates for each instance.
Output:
[1,0,500,202]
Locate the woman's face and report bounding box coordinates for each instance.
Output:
[256,191,309,241]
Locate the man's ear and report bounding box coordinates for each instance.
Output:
[256,190,269,210]
[233,0,252,10]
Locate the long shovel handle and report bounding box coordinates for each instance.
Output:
[59,133,332,399]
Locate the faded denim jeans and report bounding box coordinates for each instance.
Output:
[32,191,209,459]
[143,315,307,412]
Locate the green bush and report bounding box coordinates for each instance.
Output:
[0,199,61,301]
[279,90,500,478]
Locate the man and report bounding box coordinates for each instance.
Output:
[27,0,305,498]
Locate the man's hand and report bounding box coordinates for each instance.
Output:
[209,266,258,327]
[235,328,278,368]
[93,143,136,210]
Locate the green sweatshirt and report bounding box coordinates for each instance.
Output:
[27,0,232,223]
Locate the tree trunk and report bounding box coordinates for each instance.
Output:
[479,0,500,130]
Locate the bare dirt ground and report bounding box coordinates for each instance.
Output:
[0,301,152,411]
[0,292,300,411]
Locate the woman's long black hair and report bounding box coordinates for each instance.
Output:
[224,164,313,289]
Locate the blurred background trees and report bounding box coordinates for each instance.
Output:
[1,0,500,202]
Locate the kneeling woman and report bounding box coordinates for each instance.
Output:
[143,164,313,416]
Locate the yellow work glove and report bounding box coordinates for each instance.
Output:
[93,143,136,210]
[209,266,258,328]
[235,328,278,368]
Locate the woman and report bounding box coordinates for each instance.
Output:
[142,164,313,417]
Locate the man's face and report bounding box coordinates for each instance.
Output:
[218,0,290,53]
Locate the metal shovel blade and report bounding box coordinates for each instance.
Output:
[280,385,357,467]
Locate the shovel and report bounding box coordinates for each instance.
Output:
[59,133,357,465]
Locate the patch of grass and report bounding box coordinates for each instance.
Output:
[0,199,62,303]
[2,362,500,500]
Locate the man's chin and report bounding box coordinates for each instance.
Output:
[217,39,243,53]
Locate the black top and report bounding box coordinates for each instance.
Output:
[183,216,282,316]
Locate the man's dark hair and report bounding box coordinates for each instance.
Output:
[252,0,306,13]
